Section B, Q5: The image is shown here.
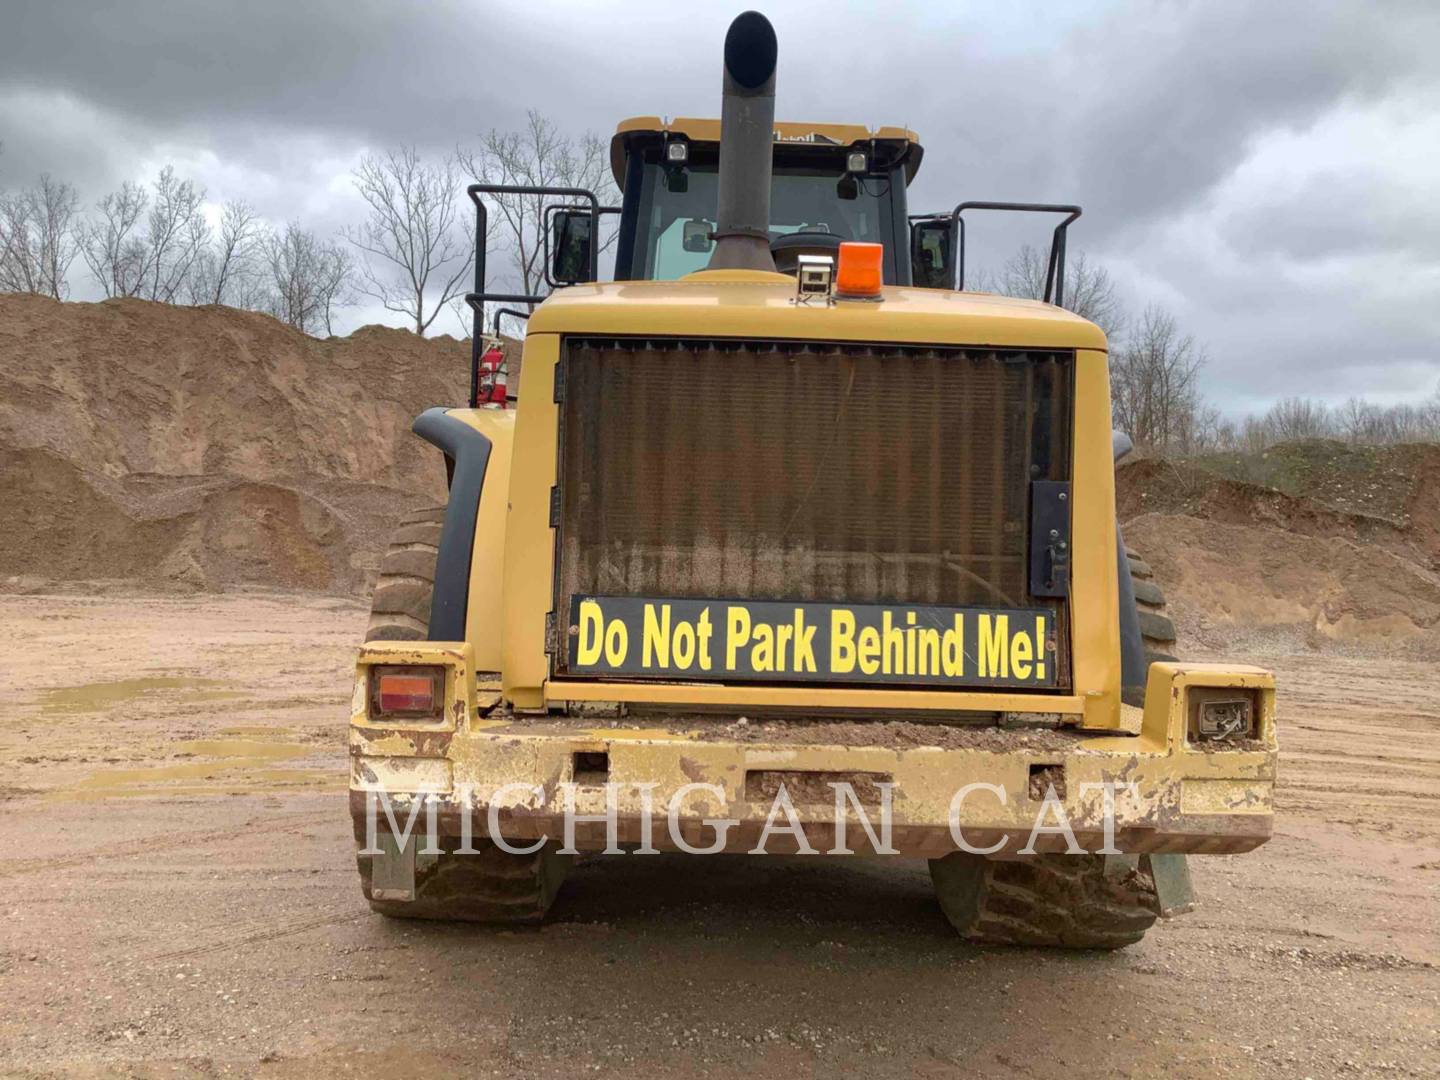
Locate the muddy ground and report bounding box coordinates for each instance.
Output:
[0,591,1435,1079]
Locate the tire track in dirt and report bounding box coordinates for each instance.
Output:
[147,906,369,964]
[0,810,325,879]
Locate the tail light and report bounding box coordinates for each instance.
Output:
[370,665,445,721]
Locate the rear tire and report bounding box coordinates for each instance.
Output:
[929,852,1158,949]
[359,506,573,922]
[1127,549,1177,662]
[366,505,445,641]
[360,840,572,923]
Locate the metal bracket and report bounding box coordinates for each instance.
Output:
[549,485,561,528]
[1029,480,1071,597]
[370,830,417,902]
[1144,853,1197,918]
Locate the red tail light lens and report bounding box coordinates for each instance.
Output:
[370,665,444,720]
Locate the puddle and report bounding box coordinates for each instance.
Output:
[55,770,339,802]
[40,677,242,715]
[52,736,333,801]
[218,725,300,739]
[179,739,307,762]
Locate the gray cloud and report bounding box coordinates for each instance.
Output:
[1,0,1436,411]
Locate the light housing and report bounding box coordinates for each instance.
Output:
[1188,686,1258,743]
[845,150,867,173]
[835,241,883,299]
[370,665,445,721]
[665,139,689,164]
[795,253,835,302]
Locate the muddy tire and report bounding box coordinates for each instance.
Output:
[361,840,573,923]
[366,505,446,641]
[929,853,1158,949]
[1127,549,1177,662]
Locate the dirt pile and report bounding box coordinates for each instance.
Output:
[5,292,1434,644]
[1118,441,1440,648]
[0,294,484,593]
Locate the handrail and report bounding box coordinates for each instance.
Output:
[909,201,1081,307]
[462,183,602,406]
[492,306,531,338]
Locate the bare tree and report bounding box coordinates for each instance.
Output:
[188,199,262,306]
[457,110,617,304]
[1264,397,1331,443]
[998,244,1126,338]
[345,147,472,335]
[0,174,81,298]
[79,167,209,302]
[315,242,355,336]
[142,166,208,302]
[262,222,353,335]
[78,180,149,297]
[1109,305,1205,452]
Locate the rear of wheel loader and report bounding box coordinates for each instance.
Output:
[347,10,1276,948]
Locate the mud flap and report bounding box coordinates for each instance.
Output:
[1143,853,1196,918]
[370,831,417,902]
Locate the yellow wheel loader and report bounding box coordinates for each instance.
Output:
[350,11,1275,948]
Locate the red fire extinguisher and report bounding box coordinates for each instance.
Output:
[475,339,508,408]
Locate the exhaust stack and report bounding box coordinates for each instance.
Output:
[707,11,777,272]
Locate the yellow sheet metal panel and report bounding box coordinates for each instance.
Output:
[1070,348,1124,730]
[545,678,1087,715]
[352,755,453,795]
[351,640,475,733]
[444,408,515,673]
[1140,662,1277,751]
[501,334,561,709]
[1181,778,1274,816]
[413,718,1273,856]
[527,279,1108,352]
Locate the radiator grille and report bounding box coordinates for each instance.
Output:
[555,337,1072,668]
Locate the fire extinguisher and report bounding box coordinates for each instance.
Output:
[475,338,508,408]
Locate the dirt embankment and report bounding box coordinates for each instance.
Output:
[5,291,1437,651]
[0,294,485,593]
[1118,441,1440,650]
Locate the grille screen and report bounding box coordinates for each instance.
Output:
[555,337,1072,660]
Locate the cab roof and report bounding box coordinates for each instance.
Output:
[610,116,924,189]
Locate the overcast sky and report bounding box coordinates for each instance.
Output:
[2,0,1436,413]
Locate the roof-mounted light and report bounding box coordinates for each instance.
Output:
[835,241,883,300]
[666,140,689,164]
[846,150,867,173]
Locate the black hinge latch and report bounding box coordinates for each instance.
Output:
[1029,480,1071,597]
[549,485,560,527]
[552,362,565,403]
[544,610,557,656]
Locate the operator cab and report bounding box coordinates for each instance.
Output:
[609,118,922,285]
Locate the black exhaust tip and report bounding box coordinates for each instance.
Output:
[724,11,777,90]
[708,10,779,271]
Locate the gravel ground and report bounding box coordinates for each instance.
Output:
[0,591,1435,1078]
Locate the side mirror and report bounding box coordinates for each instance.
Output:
[910,218,953,289]
[682,219,713,253]
[551,209,595,285]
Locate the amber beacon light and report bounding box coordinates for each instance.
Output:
[835,241,884,300]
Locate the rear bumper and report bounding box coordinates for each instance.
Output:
[349,646,1276,858]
